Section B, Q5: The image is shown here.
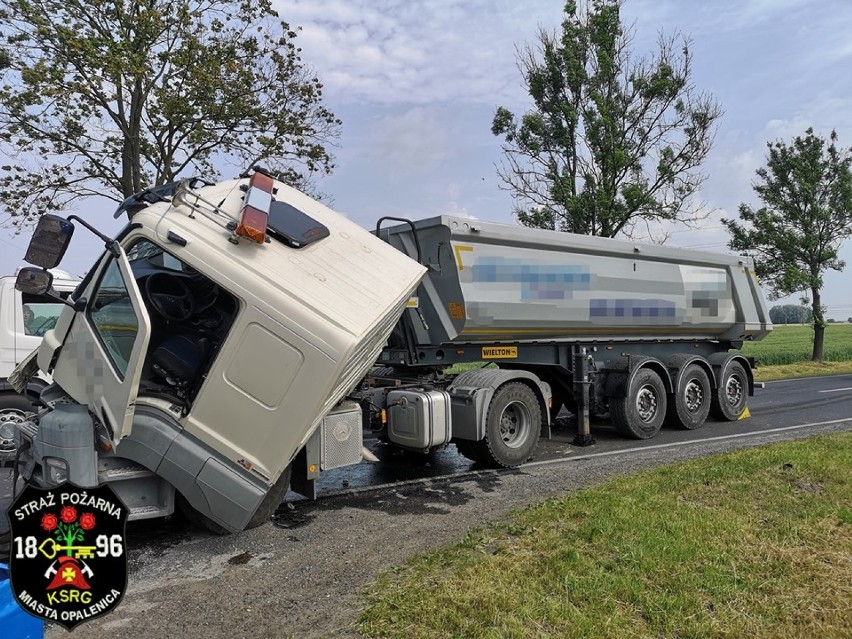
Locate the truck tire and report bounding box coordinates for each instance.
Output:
[0,392,35,423]
[245,463,293,530]
[710,361,748,421]
[179,464,292,535]
[666,364,711,430]
[0,393,35,455]
[475,382,541,467]
[177,495,231,535]
[611,368,667,439]
[370,367,399,379]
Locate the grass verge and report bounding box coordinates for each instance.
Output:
[359,433,852,639]
[755,360,852,382]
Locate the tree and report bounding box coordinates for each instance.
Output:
[491,0,721,238]
[723,128,852,362]
[0,0,341,227]
[768,304,812,325]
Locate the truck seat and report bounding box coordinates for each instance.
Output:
[151,335,206,389]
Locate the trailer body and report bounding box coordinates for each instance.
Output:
[7,175,772,533]
[380,215,769,353]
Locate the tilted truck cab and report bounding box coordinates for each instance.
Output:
[9,170,772,533]
[11,173,425,532]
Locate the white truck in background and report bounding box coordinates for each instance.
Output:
[0,270,79,459]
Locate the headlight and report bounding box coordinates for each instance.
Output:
[44,457,69,485]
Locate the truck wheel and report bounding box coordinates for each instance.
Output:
[710,361,748,421]
[178,464,292,535]
[611,368,667,439]
[480,382,541,467]
[666,364,711,430]
[370,367,399,379]
[177,495,231,535]
[0,392,34,422]
[245,463,292,530]
[0,393,35,454]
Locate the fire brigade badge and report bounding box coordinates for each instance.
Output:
[6,482,128,630]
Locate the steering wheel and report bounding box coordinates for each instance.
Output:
[144,273,195,322]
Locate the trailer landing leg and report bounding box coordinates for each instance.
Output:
[572,347,596,447]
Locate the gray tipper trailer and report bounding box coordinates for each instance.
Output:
[7,173,771,533]
[354,215,772,468]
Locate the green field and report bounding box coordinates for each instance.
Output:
[742,323,852,366]
[359,433,852,639]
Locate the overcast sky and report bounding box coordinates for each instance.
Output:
[1,0,851,318]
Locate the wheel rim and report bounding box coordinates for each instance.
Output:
[0,408,26,450]
[0,407,28,427]
[499,401,532,449]
[635,385,659,423]
[725,374,744,407]
[683,378,704,413]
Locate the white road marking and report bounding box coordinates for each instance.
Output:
[767,375,852,384]
[323,418,852,498]
[523,418,852,468]
[818,387,852,393]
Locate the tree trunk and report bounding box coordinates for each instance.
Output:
[811,287,825,363]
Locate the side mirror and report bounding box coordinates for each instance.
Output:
[24,214,75,269]
[15,268,54,295]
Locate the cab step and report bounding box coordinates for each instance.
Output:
[98,458,175,521]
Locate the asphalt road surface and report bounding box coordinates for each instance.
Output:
[2,374,850,638]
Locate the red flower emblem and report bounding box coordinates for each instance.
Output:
[79,512,96,531]
[60,505,77,524]
[41,512,58,531]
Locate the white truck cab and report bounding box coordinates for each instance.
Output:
[0,269,79,459]
[9,171,425,533]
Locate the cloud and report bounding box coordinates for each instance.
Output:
[763,116,817,145]
[442,201,478,220]
[275,0,563,105]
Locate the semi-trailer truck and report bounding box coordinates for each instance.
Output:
[6,170,772,533]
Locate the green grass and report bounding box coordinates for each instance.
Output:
[755,360,852,382]
[358,433,852,639]
[743,323,852,366]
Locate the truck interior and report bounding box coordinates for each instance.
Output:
[107,239,238,412]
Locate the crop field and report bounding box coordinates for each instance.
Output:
[742,323,852,366]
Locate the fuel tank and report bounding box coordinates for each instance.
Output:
[382,216,772,345]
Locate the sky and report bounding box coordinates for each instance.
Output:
[1,0,851,319]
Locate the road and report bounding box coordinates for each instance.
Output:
[2,374,850,638]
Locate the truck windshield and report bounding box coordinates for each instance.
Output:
[22,296,68,337]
